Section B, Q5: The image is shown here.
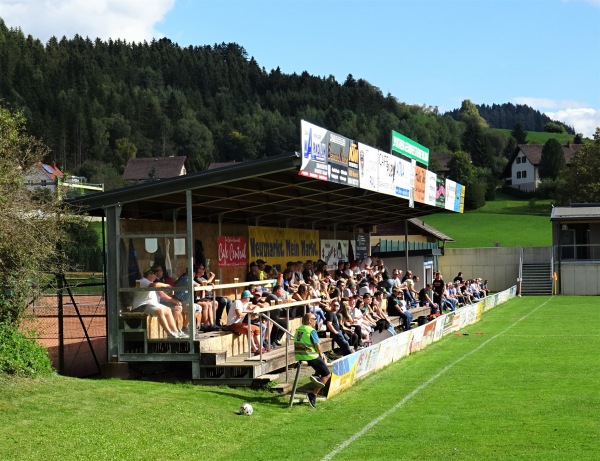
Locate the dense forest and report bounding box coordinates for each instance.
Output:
[445,103,575,134]
[0,19,575,206]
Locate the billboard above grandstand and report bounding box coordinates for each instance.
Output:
[299,120,463,213]
[391,130,429,166]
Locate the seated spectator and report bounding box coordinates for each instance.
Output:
[352,298,376,343]
[132,268,188,339]
[282,268,299,293]
[226,290,262,355]
[325,300,353,356]
[372,291,390,321]
[246,262,260,282]
[257,284,289,347]
[387,288,412,331]
[480,279,490,297]
[193,265,230,329]
[173,267,212,334]
[338,298,361,350]
[418,283,439,315]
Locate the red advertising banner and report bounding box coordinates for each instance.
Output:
[217,236,247,267]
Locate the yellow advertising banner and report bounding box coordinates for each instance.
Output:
[248,226,320,270]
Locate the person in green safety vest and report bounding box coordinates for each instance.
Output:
[294,312,331,408]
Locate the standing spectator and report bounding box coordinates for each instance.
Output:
[294,313,331,408]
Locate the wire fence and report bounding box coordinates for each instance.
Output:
[22,277,107,377]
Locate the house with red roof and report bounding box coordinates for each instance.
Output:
[504,143,583,192]
[25,161,64,192]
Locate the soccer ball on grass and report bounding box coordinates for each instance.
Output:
[239,403,253,416]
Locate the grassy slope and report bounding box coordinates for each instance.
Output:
[422,193,554,248]
[1,296,598,460]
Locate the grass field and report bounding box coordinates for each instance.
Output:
[422,194,554,248]
[1,296,598,460]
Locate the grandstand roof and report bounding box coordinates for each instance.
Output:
[67,152,451,233]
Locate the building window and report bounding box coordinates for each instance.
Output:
[517,172,521,179]
[521,157,526,164]
[522,170,527,178]
[41,180,47,186]
[516,157,521,164]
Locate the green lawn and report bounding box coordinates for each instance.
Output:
[422,193,554,247]
[495,128,577,145]
[1,296,598,460]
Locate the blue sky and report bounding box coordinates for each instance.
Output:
[1,0,599,136]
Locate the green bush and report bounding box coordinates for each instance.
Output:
[0,322,54,376]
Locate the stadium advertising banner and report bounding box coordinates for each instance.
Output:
[299,120,328,181]
[377,150,396,196]
[425,170,437,206]
[414,164,426,204]
[455,183,463,213]
[392,155,413,199]
[325,285,517,399]
[435,177,446,208]
[300,120,359,185]
[248,226,319,270]
[445,179,456,211]
[391,130,430,166]
[217,236,247,267]
[320,239,350,268]
[358,142,379,192]
[300,120,464,212]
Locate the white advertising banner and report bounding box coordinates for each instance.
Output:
[358,142,379,192]
[445,179,457,211]
[425,169,437,206]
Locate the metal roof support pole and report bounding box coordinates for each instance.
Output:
[185,191,198,377]
[218,213,223,283]
[107,205,121,361]
[404,219,409,272]
[333,222,337,241]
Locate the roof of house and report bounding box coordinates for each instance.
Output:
[207,161,237,170]
[29,162,63,180]
[122,157,186,181]
[516,143,584,166]
[551,205,600,221]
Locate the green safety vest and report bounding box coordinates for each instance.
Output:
[294,324,319,361]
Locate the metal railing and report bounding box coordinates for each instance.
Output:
[554,244,600,261]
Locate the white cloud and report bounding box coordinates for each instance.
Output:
[545,108,600,139]
[0,0,175,43]
[513,97,599,138]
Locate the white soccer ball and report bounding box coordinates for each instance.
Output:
[239,403,253,416]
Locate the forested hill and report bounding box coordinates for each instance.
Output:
[0,19,569,192]
[445,103,575,134]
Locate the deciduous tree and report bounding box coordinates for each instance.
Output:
[558,128,600,203]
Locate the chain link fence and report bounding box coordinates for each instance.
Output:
[22,274,107,377]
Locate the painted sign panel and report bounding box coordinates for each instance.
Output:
[217,236,247,267]
[391,130,429,166]
[248,226,319,270]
